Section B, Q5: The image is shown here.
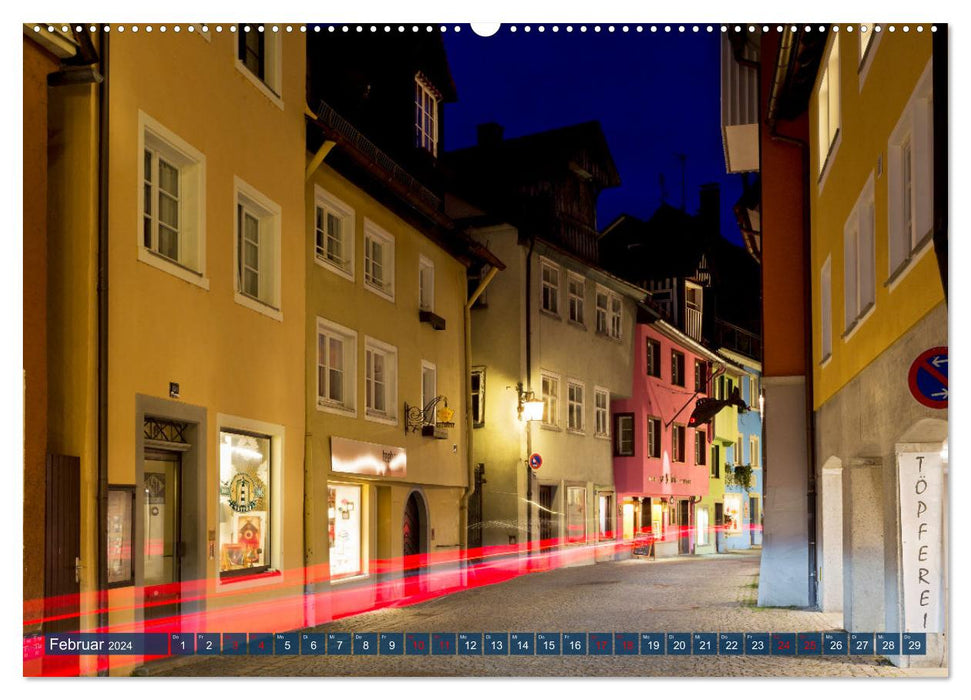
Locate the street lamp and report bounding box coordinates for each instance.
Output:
[517,382,545,422]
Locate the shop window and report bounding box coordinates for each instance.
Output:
[328,483,363,579]
[724,493,743,534]
[314,186,355,281]
[566,486,587,544]
[219,430,271,577]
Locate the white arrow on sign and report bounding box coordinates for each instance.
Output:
[931,356,948,368]
[932,389,948,400]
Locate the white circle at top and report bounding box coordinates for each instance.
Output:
[471,23,501,37]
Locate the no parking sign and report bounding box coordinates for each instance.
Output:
[908,347,948,409]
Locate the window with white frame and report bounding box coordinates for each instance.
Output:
[817,34,841,175]
[568,274,585,325]
[888,62,933,278]
[646,338,662,378]
[364,220,395,300]
[471,368,485,428]
[567,382,585,433]
[415,73,440,156]
[235,178,282,315]
[647,417,661,458]
[594,388,609,437]
[541,261,560,315]
[541,373,560,426]
[610,294,623,339]
[843,176,876,332]
[820,256,832,361]
[314,186,354,280]
[694,359,707,393]
[595,287,609,333]
[328,483,363,579]
[236,24,282,99]
[672,424,686,463]
[749,376,759,408]
[139,112,206,284]
[419,255,435,311]
[615,414,634,456]
[671,350,685,387]
[694,429,707,465]
[750,435,761,468]
[365,337,397,422]
[218,429,272,577]
[421,361,437,425]
[317,318,357,414]
[736,436,744,465]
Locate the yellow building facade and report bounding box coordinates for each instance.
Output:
[808,29,946,668]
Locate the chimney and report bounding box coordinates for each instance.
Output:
[699,183,720,237]
[477,122,504,147]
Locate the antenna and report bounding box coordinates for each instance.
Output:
[675,153,687,211]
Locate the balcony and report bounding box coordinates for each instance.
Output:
[684,306,703,342]
[720,31,761,173]
[715,320,762,361]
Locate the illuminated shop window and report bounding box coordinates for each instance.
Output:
[328,483,363,579]
[723,493,743,535]
[566,486,587,544]
[219,430,271,577]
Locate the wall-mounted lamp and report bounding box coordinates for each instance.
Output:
[517,382,545,422]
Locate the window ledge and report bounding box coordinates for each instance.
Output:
[595,433,611,441]
[234,59,284,111]
[138,248,210,290]
[885,232,934,292]
[841,302,876,342]
[234,291,283,322]
[539,308,561,321]
[568,319,587,331]
[364,280,395,303]
[566,428,586,436]
[216,569,282,591]
[540,423,562,432]
[314,255,354,282]
[365,411,398,427]
[317,402,357,418]
[329,572,370,587]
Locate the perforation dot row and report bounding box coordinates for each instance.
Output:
[31,24,938,35]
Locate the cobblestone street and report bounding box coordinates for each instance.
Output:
[147,551,940,678]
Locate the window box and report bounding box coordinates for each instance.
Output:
[419,309,447,331]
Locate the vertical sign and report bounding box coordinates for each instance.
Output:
[897,451,944,633]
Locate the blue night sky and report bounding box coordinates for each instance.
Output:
[443,27,745,246]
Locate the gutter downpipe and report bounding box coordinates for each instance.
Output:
[96,27,110,674]
[766,29,818,609]
[524,236,537,557]
[460,265,499,561]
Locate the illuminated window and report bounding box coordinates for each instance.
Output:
[817,34,841,175]
[415,74,440,156]
[541,373,560,426]
[723,493,743,534]
[328,483,363,579]
[567,381,585,432]
[219,430,271,577]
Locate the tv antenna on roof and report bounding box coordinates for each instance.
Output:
[675,152,687,211]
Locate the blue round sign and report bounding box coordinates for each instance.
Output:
[908,347,948,409]
[528,453,543,470]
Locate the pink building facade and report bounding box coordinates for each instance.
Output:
[612,316,724,556]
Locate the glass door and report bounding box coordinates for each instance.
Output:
[143,451,181,626]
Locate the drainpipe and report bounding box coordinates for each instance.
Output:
[460,265,499,556]
[96,27,110,674]
[524,236,537,553]
[932,26,948,304]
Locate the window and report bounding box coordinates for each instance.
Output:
[219,430,271,577]
[314,186,354,280]
[610,294,623,339]
[694,360,707,393]
[672,424,686,463]
[749,377,759,408]
[567,381,585,433]
[817,34,841,175]
[421,361,437,425]
[566,487,587,544]
[736,436,744,466]
[415,73,440,156]
[711,444,721,479]
[138,112,207,287]
[471,368,485,428]
[888,62,933,280]
[694,430,706,465]
[236,24,283,105]
[541,261,560,315]
[595,287,609,333]
[696,507,710,547]
[843,176,876,333]
[646,338,662,378]
[594,388,609,437]
[820,256,833,361]
[364,220,395,301]
[235,178,282,318]
[724,494,743,534]
[750,435,761,469]
[859,25,875,62]
[671,350,686,387]
[541,373,560,426]
[598,493,614,539]
[568,274,585,325]
[365,337,398,423]
[328,483,363,579]
[419,256,435,311]
[615,414,634,456]
[647,417,661,458]
[317,318,357,414]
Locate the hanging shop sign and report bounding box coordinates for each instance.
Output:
[908,347,948,409]
[897,450,944,633]
[331,436,407,477]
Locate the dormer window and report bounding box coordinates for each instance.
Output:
[415,73,440,156]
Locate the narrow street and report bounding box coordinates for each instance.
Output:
[149,552,915,677]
